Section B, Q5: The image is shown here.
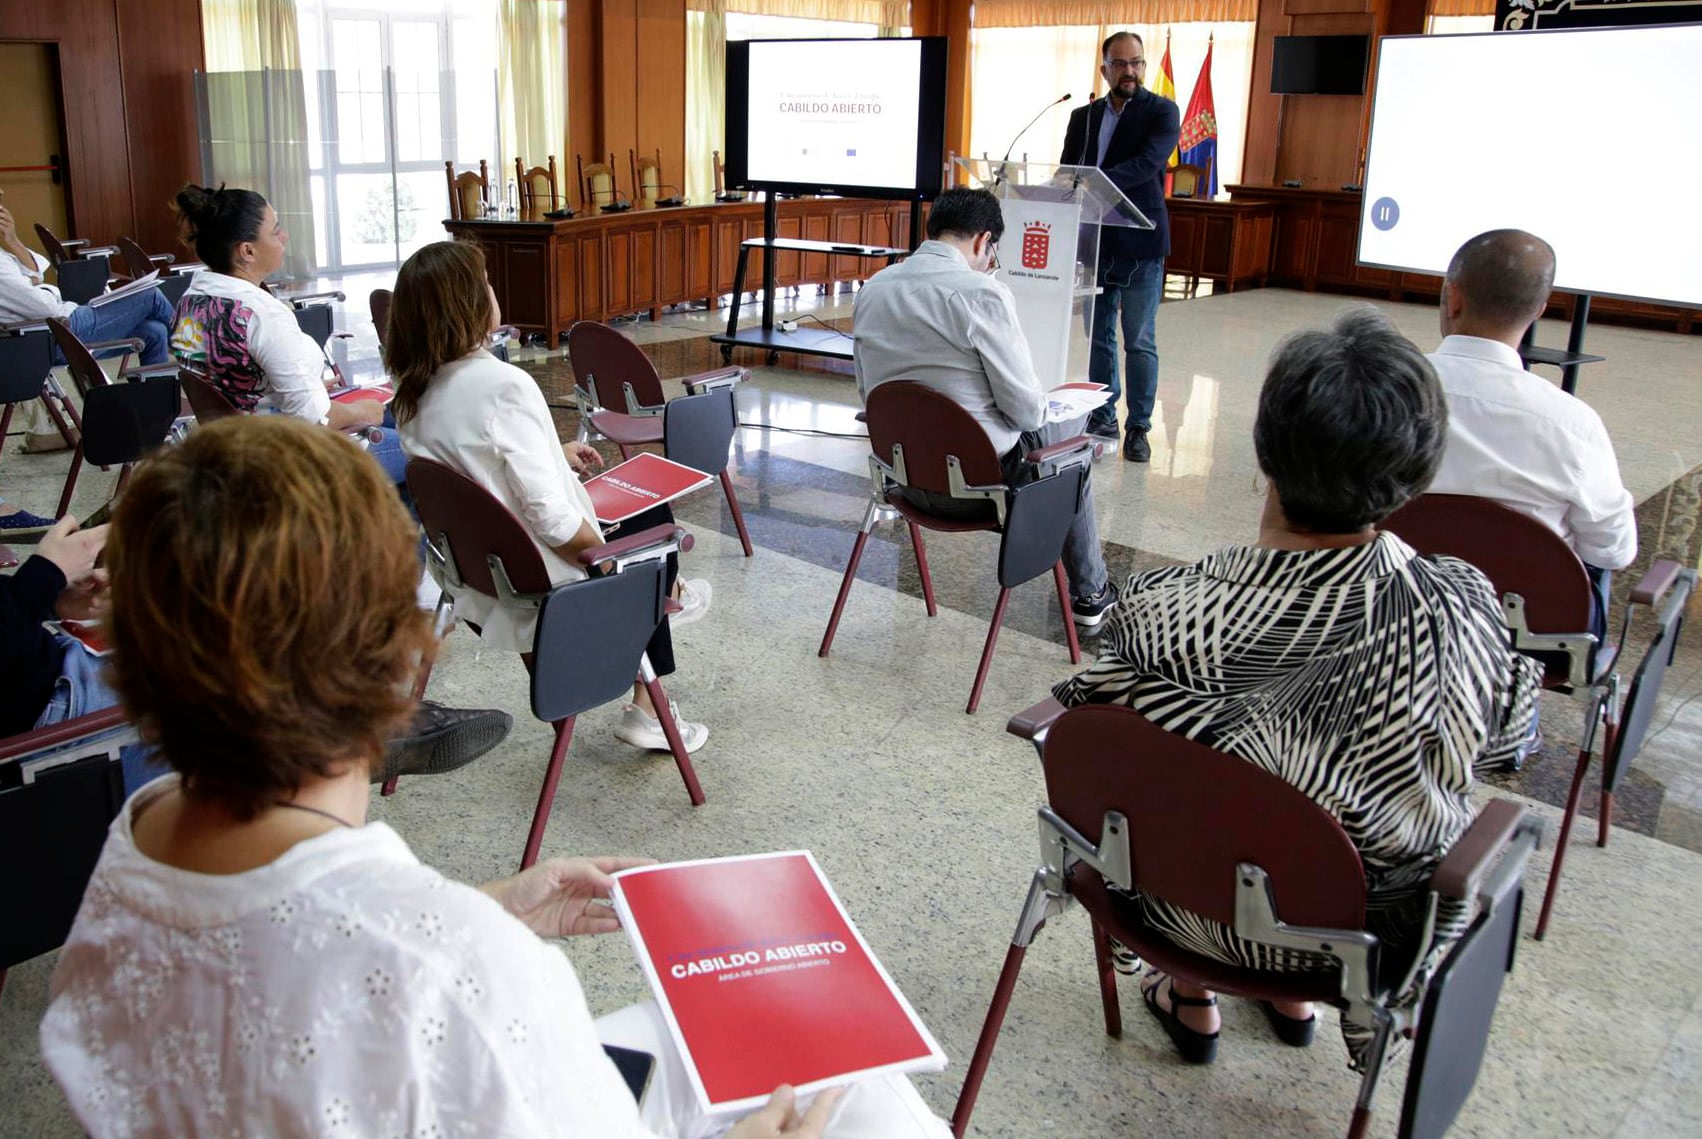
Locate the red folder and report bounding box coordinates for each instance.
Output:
[329,383,394,405]
[584,451,712,525]
[612,851,946,1114]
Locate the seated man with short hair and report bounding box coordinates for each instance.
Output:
[852,186,1115,630]
[1426,229,1636,636]
[0,193,176,366]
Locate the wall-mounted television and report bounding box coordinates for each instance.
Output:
[1270,35,1370,95]
[724,37,949,201]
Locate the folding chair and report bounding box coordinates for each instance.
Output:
[54,257,114,306]
[0,328,79,470]
[819,382,1091,713]
[569,320,754,556]
[115,236,199,309]
[0,707,135,1005]
[46,319,182,519]
[407,458,707,870]
[951,700,1543,1139]
[33,223,117,266]
[1381,493,1687,937]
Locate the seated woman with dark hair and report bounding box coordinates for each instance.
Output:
[1054,307,1541,1065]
[39,416,947,1138]
[167,183,405,483]
[388,239,712,753]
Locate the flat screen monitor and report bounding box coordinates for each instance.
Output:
[1270,35,1370,95]
[1359,25,1702,307]
[724,37,949,201]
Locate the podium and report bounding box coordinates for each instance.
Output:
[953,157,1152,388]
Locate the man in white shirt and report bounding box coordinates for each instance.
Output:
[0,194,176,365]
[853,187,1115,630]
[1426,229,1637,635]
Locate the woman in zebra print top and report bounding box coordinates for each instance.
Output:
[1054,307,1542,1065]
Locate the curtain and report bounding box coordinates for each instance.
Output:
[973,0,1254,28]
[199,0,318,279]
[692,0,909,24]
[498,0,569,185]
[686,1,728,205]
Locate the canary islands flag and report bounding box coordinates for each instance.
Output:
[1179,37,1218,199]
[1153,31,1179,170]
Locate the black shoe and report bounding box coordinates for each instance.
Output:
[1085,410,1119,440]
[1258,1000,1317,1047]
[1123,430,1151,463]
[376,701,512,784]
[1072,582,1118,632]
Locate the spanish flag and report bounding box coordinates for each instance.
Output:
[1153,30,1180,171]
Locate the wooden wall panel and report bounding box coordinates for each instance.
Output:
[635,0,685,201]
[115,0,205,253]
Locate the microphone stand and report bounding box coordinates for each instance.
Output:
[994,94,1070,188]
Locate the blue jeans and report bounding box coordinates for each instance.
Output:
[1087,257,1165,434]
[33,635,165,795]
[61,287,177,365]
[367,424,408,486]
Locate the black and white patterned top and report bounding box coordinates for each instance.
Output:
[1054,532,1542,969]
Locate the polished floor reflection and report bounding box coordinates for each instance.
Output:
[3,282,1701,1137]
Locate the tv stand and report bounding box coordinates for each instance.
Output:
[1519,294,1604,396]
[711,194,908,364]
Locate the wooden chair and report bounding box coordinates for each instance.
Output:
[818,382,1091,713]
[950,700,1544,1139]
[1169,159,1211,200]
[713,149,745,203]
[568,320,753,557]
[1381,493,1688,938]
[32,223,117,266]
[0,706,135,1004]
[45,319,182,518]
[407,458,706,869]
[578,153,626,213]
[444,159,490,221]
[514,155,561,214]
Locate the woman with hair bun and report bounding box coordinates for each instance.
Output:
[168,184,405,482]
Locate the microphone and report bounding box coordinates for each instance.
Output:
[995,94,1071,185]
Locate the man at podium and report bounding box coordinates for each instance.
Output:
[1060,32,1180,463]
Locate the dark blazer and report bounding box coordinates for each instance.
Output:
[1059,87,1181,266]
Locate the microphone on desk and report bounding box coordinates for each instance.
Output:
[993,94,1071,185]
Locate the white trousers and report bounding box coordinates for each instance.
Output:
[595,1001,952,1139]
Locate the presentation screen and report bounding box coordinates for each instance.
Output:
[724,37,948,201]
[1359,25,1702,308]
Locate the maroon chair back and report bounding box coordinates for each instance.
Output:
[45,319,112,400]
[1381,493,1592,635]
[179,363,241,423]
[370,288,392,346]
[116,236,155,281]
[865,381,1006,496]
[34,223,72,265]
[406,458,554,598]
[567,321,667,411]
[1042,703,1367,931]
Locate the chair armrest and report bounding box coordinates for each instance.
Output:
[59,238,90,254]
[681,365,747,394]
[1,319,50,336]
[167,261,207,276]
[281,289,346,306]
[1630,559,1683,606]
[0,706,130,764]
[1024,433,1095,474]
[121,362,182,380]
[578,522,695,568]
[78,245,121,260]
[1432,799,1533,902]
[84,337,146,357]
[146,253,176,268]
[1007,696,1067,741]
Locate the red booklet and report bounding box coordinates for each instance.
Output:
[329,383,394,405]
[584,451,712,525]
[45,620,111,657]
[611,851,947,1114]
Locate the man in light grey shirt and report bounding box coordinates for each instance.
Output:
[853,187,1114,629]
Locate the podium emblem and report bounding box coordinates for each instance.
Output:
[1020,222,1050,270]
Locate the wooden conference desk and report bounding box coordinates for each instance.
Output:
[443,198,913,343]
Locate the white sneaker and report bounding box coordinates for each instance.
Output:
[614,701,709,753]
[671,578,713,627]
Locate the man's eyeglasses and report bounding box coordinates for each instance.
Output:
[1104,57,1145,72]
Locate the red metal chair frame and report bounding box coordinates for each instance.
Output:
[568,320,754,556]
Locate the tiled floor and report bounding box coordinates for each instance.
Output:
[4,281,1702,1136]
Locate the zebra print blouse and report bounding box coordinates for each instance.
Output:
[1053,532,1541,971]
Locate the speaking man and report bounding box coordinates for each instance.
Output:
[1059,31,1180,462]
[1427,229,1636,636]
[853,187,1116,630]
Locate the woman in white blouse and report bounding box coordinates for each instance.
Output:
[41,416,947,1139]
[389,239,711,752]
[168,184,406,484]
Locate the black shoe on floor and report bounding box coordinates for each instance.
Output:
[1085,410,1119,440]
[1259,1000,1317,1047]
[1123,430,1151,463]
[1072,581,1118,632]
[376,701,512,784]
